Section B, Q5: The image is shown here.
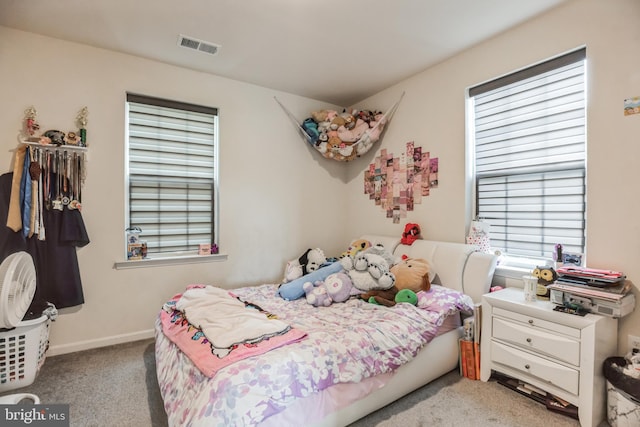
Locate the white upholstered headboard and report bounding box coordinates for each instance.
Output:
[360,235,497,303]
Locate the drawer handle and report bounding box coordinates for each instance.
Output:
[525,364,530,370]
[526,338,532,343]
[528,319,534,324]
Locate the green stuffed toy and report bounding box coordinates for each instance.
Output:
[395,289,418,305]
[364,288,418,307]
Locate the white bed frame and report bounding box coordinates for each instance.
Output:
[313,235,498,426]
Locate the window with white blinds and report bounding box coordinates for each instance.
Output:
[126,94,218,256]
[469,48,586,259]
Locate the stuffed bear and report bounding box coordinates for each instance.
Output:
[391,257,431,293]
[361,285,399,307]
[341,246,396,292]
[324,135,355,161]
[365,242,397,269]
[330,115,347,131]
[303,272,358,307]
[362,257,430,305]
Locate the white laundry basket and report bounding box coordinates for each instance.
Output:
[0,314,50,392]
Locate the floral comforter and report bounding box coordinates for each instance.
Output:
[155,283,474,427]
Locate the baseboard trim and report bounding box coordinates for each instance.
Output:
[47,329,155,356]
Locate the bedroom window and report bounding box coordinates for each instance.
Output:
[468,48,586,261]
[125,93,218,258]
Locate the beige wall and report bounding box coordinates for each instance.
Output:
[1,0,639,356]
[346,0,640,355]
[0,27,349,354]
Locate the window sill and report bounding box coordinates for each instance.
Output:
[113,253,228,270]
[492,254,554,288]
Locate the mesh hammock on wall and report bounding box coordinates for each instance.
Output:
[275,92,404,162]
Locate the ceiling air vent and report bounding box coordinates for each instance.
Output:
[178,34,220,56]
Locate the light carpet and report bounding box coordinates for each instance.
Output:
[0,338,606,426]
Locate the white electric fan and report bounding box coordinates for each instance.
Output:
[0,251,37,330]
[0,251,41,404]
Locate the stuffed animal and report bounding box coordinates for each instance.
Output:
[395,289,418,305]
[390,257,431,293]
[337,118,370,143]
[365,243,397,268]
[301,118,319,145]
[362,285,398,306]
[362,287,418,307]
[300,248,327,276]
[400,223,422,245]
[282,248,327,283]
[282,259,303,283]
[340,112,357,130]
[341,246,396,292]
[341,239,372,259]
[330,115,347,131]
[360,256,427,307]
[303,280,332,307]
[317,121,331,135]
[356,109,376,124]
[278,261,343,301]
[355,113,387,156]
[311,109,337,123]
[324,135,356,161]
[303,272,358,307]
[532,266,557,297]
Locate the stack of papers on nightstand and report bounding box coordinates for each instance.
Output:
[556,266,626,288]
[548,267,635,318]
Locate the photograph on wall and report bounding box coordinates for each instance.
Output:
[364,141,439,222]
[624,96,640,116]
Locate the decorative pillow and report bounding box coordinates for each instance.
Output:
[416,285,474,316]
[276,261,343,301]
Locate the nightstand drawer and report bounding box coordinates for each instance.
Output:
[493,307,580,338]
[491,341,579,395]
[493,318,580,366]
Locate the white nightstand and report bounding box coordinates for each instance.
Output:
[480,287,618,427]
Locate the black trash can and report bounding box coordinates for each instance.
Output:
[603,356,640,427]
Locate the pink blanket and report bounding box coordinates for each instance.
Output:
[160,286,307,377]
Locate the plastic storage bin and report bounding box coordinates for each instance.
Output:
[603,356,640,427]
[0,315,50,392]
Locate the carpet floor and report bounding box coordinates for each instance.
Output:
[0,338,607,426]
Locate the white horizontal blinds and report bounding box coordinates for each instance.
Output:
[127,94,216,254]
[471,49,586,258]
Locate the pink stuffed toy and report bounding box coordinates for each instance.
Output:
[302,272,359,306]
[355,114,387,155]
[337,118,370,143]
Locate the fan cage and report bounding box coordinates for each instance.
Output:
[0,315,50,392]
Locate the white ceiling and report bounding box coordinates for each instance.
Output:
[0,0,567,106]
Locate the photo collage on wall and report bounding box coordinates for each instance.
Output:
[364,141,439,223]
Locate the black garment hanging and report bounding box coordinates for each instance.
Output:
[26,207,89,313]
[0,172,89,315]
[0,173,27,260]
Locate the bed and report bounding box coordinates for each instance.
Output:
[154,235,497,426]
